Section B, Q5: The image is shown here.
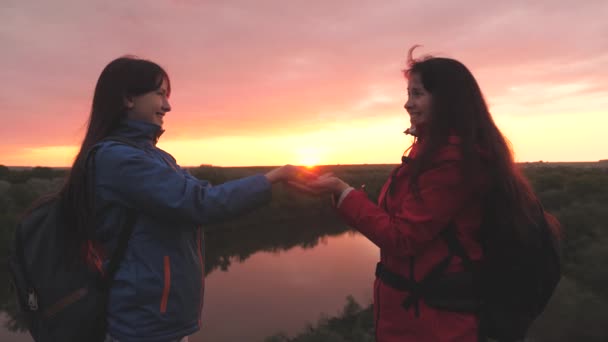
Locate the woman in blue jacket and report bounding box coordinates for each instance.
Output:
[58,56,313,342]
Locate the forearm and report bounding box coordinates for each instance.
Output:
[336,190,451,256]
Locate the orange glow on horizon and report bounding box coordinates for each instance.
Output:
[2,111,606,167]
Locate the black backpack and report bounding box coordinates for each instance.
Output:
[7,136,138,342]
[376,197,561,342]
[474,199,562,341]
[426,199,561,341]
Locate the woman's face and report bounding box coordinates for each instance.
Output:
[125,78,171,127]
[404,73,432,132]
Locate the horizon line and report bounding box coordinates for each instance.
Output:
[4,160,608,169]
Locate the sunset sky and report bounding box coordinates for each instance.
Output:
[1,0,607,167]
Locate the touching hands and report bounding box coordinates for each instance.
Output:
[264,164,318,184]
[288,173,351,197]
[265,166,352,198]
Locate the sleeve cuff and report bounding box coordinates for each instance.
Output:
[336,187,355,208]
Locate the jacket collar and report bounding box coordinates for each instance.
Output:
[403,133,462,162]
[111,119,164,146]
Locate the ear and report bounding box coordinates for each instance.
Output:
[123,96,134,109]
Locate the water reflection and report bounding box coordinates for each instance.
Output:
[194,231,377,341]
[0,313,30,342]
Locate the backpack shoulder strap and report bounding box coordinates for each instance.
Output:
[86,136,141,286]
[103,210,136,285]
[441,226,474,271]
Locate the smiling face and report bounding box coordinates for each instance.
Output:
[404,73,432,133]
[125,78,171,127]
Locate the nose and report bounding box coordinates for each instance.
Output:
[404,98,412,112]
[162,98,172,112]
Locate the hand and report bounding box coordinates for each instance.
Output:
[304,173,351,197]
[264,164,318,184]
[281,172,332,196]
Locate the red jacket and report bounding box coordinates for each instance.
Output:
[337,137,489,342]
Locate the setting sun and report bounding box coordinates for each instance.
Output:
[296,147,322,168]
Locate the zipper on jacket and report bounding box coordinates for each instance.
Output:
[160,256,171,313]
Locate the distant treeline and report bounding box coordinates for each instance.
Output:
[0,165,66,184]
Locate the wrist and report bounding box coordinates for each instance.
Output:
[334,181,350,197]
[264,169,282,184]
[336,186,355,208]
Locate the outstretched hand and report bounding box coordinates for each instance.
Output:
[306,173,351,196]
[266,166,352,197]
[283,172,330,196]
[265,164,319,184]
[286,173,350,197]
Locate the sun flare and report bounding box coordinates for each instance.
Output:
[300,156,320,168]
[297,148,322,168]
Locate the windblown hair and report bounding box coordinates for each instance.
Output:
[402,45,559,241]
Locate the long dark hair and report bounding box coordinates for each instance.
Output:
[54,56,170,261]
[402,46,559,240]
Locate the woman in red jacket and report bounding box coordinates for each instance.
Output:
[306,47,560,341]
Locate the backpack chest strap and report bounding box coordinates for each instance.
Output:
[375,224,479,317]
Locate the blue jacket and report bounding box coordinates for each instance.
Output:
[93,119,272,342]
